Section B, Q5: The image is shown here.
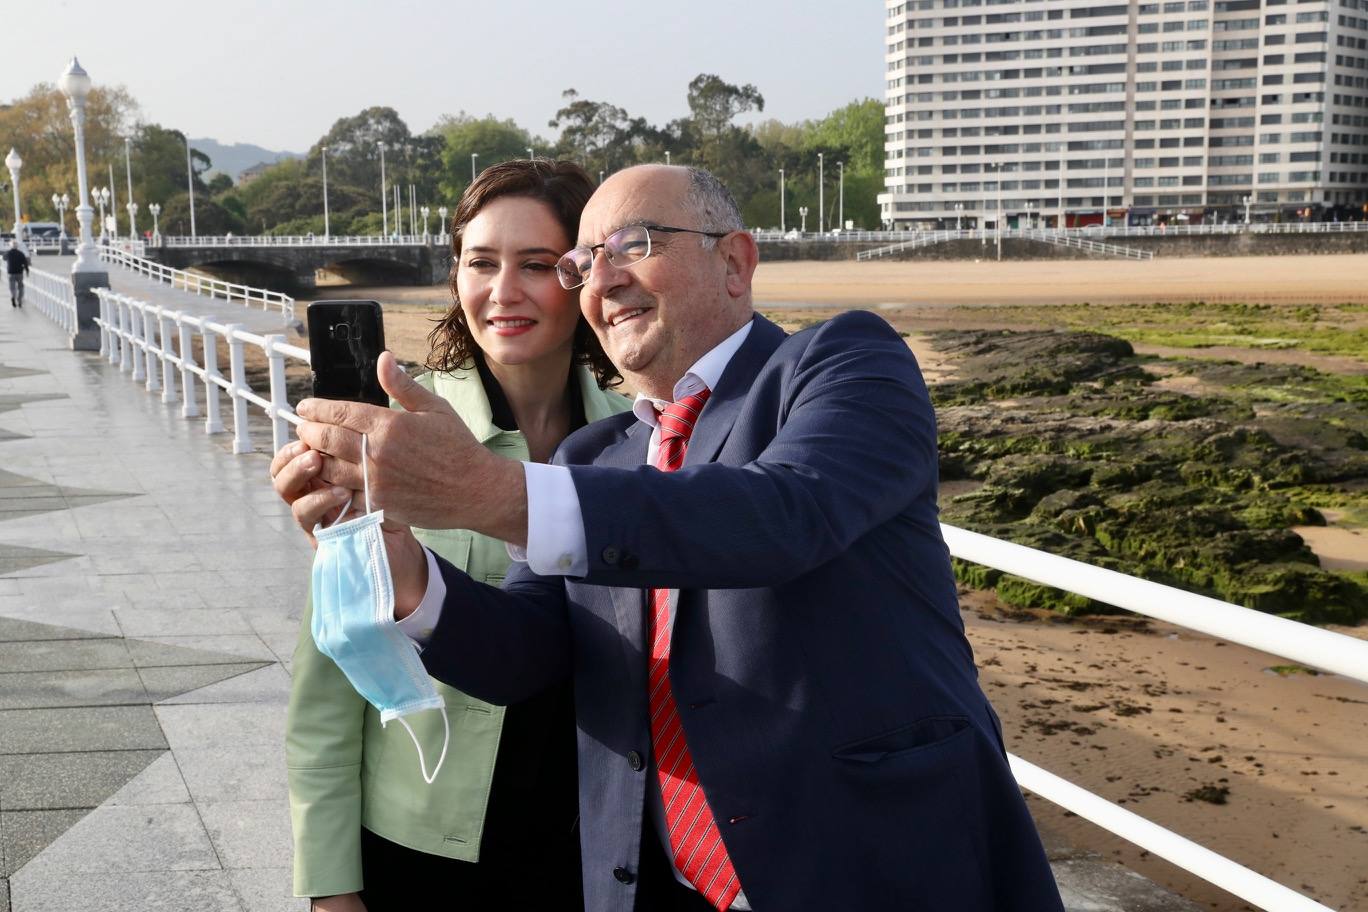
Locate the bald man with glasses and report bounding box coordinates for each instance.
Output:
[281,165,1063,912]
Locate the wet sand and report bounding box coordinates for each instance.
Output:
[752,255,1368,307]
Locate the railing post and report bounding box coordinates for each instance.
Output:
[224,324,253,454]
[144,306,162,394]
[130,300,146,383]
[263,334,290,454]
[177,316,201,419]
[200,318,225,434]
[97,290,110,358]
[115,296,130,371]
[158,311,177,404]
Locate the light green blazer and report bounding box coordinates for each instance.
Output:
[286,363,629,898]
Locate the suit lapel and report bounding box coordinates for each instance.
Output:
[685,314,787,468]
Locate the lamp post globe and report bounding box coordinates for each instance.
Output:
[437,206,448,241]
[420,205,431,240]
[6,148,24,249]
[148,203,161,244]
[58,57,101,273]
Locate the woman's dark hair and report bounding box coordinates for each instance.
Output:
[425,159,620,388]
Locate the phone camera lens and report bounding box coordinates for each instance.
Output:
[331,323,352,341]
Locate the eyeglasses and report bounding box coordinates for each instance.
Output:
[556,223,730,290]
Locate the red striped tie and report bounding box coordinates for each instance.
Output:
[648,388,741,911]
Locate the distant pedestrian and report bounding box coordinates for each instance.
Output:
[4,240,29,308]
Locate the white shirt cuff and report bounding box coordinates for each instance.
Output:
[397,547,446,647]
[521,462,588,577]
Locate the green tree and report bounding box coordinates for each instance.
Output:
[430,112,541,202]
[548,90,645,175]
[157,193,246,236]
[129,124,211,215]
[311,106,412,196]
[0,82,139,223]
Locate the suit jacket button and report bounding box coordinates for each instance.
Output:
[602,546,620,565]
[613,866,635,884]
[627,750,644,771]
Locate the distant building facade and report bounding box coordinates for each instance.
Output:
[879,0,1368,228]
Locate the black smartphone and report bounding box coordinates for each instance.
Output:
[307,300,388,406]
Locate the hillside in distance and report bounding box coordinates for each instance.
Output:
[193,137,301,181]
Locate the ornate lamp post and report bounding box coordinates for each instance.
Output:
[93,186,109,239]
[58,58,101,272]
[778,168,785,232]
[5,148,23,249]
[148,203,162,244]
[526,146,534,160]
[52,193,70,241]
[798,205,809,234]
[817,152,824,234]
[321,145,331,238]
[57,56,108,351]
[1243,194,1253,226]
[837,160,845,231]
[420,205,431,240]
[378,141,388,237]
[124,137,136,238]
[437,205,448,241]
[665,151,671,166]
[954,202,964,232]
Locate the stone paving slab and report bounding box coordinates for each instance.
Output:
[0,751,166,811]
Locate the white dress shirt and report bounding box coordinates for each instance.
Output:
[399,320,754,907]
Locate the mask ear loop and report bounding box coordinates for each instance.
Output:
[393,709,450,785]
[322,432,372,529]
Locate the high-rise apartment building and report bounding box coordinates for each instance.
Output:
[879,0,1368,228]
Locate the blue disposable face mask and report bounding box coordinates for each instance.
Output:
[310,435,449,784]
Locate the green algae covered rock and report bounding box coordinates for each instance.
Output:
[935,329,1368,624]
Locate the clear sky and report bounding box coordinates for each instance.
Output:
[9,0,885,153]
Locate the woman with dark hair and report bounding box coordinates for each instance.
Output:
[283,159,627,912]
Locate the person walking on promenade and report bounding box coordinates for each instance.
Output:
[281,164,1065,912]
[5,240,29,307]
[278,159,630,912]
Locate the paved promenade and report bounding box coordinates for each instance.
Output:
[0,287,312,911]
[37,252,297,336]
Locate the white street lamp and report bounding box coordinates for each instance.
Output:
[837,160,845,231]
[470,152,478,182]
[58,58,100,272]
[124,137,136,238]
[817,152,825,234]
[93,186,109,239]
[421,205,431,239]
[954,202,964,232]
[1102,157,1110,228]
[409,184,417,236]
[52,193,70,242]
[1243,194,1253,226]
[107,163,118,239]
[148,203,161,244]
[437,205,448,241]
[527,147,534,161]
[184,133,197,239]
[665,151,671,166]
[798,205,809,233]
[6,148,24,249]
[378,141,388,237]
[321,145,331,239]
[779,168,786,232]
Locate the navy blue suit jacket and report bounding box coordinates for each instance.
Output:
[423,311,1063,911]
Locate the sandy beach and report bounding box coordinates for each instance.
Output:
[752,254,1368,307]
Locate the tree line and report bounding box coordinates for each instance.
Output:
[0,75,883,238]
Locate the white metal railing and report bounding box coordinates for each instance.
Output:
[157,234,439,248]
[35,281,1368,912]
[858,228,1149,260]
[92,288,308,456]
[945,524,1367,912]
[23,267,78,334]
[98,245,295,322]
